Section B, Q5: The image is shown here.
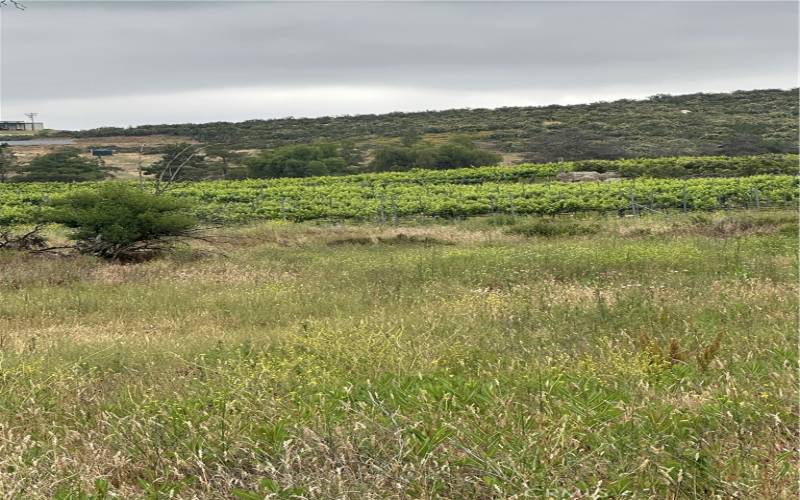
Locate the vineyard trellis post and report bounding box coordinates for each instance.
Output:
[682,185,688,213]
[378,194,386,224]
[629,190,639,217]
[391,194,398,226]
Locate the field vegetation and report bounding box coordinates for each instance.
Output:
[0,211,796,497]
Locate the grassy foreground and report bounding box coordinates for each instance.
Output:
[0,211,797,498]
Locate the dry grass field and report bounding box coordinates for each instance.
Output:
[0,211,796,498]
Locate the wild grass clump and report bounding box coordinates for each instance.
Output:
[507,217,600,237]
[328,233,450,246]
[688,212,798,237]
[636,332,725,371]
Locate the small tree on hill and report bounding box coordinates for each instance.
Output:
[339,140,365,168]
[369,146,418,172]
[41,183,200,260]
[246,143,347,178]
[13,148,116,182]
[369,139,501,172]
[204,144,244,179]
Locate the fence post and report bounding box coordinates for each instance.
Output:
[391,195,398,226]
[630,191,639,217]
[682,186,688,213]
[379,194,386,224]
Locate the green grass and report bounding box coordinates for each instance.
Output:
[0,211,796,498]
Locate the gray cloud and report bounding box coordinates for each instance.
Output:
[1,1,797,129]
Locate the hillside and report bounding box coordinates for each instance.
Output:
[63,88,799,163]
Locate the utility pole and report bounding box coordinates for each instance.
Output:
[137,143,145,190]
[24,112,38,132]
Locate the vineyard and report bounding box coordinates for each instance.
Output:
[1,154,797,224]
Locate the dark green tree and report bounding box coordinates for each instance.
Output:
[13,148,115,182]
[204,144,244,179]
[369,146,418,172]
[246,143,347,178]
[431,141,501,169]
[369,139,501,171]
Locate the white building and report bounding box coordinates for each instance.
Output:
[0,121,45,131]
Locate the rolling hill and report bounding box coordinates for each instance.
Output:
[60,88,799,164]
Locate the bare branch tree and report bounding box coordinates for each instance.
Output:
[0,0,26,10]
[0,225,47,251]
[152,143,205,194]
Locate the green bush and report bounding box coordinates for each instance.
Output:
[13,148,116,182]
[246,143,347,178]
[370,138,502,172]
[42,183,198,260]
[508,218,600,237]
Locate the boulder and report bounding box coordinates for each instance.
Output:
[556,171,602,182]
[599,171,621,180]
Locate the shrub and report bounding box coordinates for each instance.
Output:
[13,148,116,182]
[369,139,502,172]
[246,143,348,178]
[41,183,199,260]
[508,218,600,237]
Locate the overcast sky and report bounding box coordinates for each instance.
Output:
[1,1,797,130]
